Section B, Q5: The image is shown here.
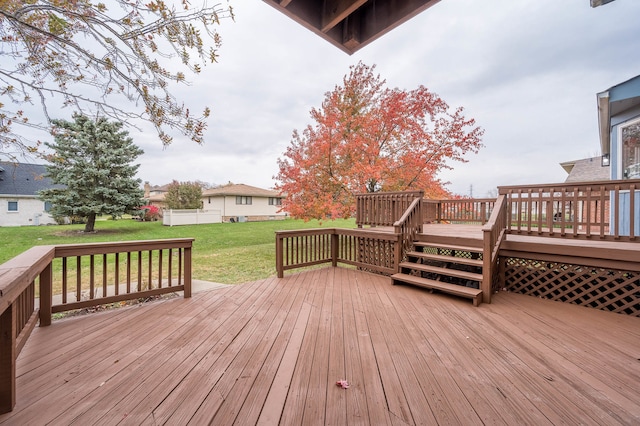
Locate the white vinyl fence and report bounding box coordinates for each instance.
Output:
[162,209,222,226]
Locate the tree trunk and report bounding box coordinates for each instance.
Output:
[84,213,96,232]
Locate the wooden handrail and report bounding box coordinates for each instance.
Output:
[393,198,423,269]
[0,238,194,414]
[481,195,508,304]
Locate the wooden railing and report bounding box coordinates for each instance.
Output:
[276,228,401,277]
[393,197,423,261]
[481,195,508,304]
[355,191,423,227]
[423,198,495,224]
[499,179,640,241]
[0,238,193,414]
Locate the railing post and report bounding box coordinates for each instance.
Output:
[0,302,16,414]
[394,233,402,274]
[331,232,339,267]
[482,229,493,304]
[183,245,192,298]
[276,233,284,278]
[39,263,53,327]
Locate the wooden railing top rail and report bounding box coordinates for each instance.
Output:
[354,190,424,197]
[53,238,195,257]
[498,178,640,193]
[275,227,399,241]
[0,246,55,315]
[423,197,496,203]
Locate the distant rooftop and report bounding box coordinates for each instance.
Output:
[0,162,60,196]
[560,157,610,182]
[202,183,280,198]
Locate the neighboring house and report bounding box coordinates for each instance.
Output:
[201,183,286,222]
[0,162,59,226]
[143,182,170,209]
[560,156,610,233]
[560,156,610,182]
[597,74,640,236]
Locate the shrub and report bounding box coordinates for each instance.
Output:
[139,205,161,221]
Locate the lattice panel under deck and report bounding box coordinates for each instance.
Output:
[502,257,640,316]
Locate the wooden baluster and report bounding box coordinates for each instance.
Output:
[630,184,636,240]
[127,252,132,292]
[76,256,81,302]
[137,251,143,291]
[147,250,153,290]
[157,250,162,289]
[62,257,68,304]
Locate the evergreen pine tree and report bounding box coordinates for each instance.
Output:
[39,114,145,232]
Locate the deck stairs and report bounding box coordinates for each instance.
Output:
[391,237,484,306]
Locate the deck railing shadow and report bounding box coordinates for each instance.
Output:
[0,238,193,413]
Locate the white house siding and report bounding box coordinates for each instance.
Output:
[0,196,57,226]
[202,195,285,222]
[204,196,226,212]
[224,195,285,221]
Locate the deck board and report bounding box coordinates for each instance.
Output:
[2,267,639,425]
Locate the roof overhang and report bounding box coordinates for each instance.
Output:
[597,91,610,155]
[262,0,442,54]
[590,0,616,7]
[597,75,640,156]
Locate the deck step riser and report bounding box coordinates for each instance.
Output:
[399,262,482,282]
[395,242,485,306]
[391,273,482,307]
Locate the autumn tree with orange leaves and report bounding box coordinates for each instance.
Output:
[275,62,484,221]
[0,0,233,160]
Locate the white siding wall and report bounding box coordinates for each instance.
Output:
[201,195,285,220]
[204,196,226,212]
[224,195,283,218]
[0,196,57,226]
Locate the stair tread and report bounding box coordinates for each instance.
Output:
[391,273,482,297]
[399,262,482,281]
[413,242,482,253]
[406,251,483,267]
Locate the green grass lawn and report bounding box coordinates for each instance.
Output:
[0,218,356,284]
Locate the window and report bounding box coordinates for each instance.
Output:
[269,197,282,206]
[8,201,18,212]
[44,201,53,212]
[621,120,640,179]
[236,196,252,205]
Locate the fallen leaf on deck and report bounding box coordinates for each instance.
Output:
[336,380,349,389]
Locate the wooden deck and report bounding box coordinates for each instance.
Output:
[1,267,638,425]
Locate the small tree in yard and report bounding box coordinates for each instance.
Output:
[39,114,144,232]
[275,62,484,221]
[164,180,203,210]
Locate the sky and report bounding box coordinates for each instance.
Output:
[16,0,640,197]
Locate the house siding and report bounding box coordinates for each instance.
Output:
[222,195,284,221]
[200,183,286,222]
[0,196,57,226]
[601,75,640,236]
[611,190,640,237]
